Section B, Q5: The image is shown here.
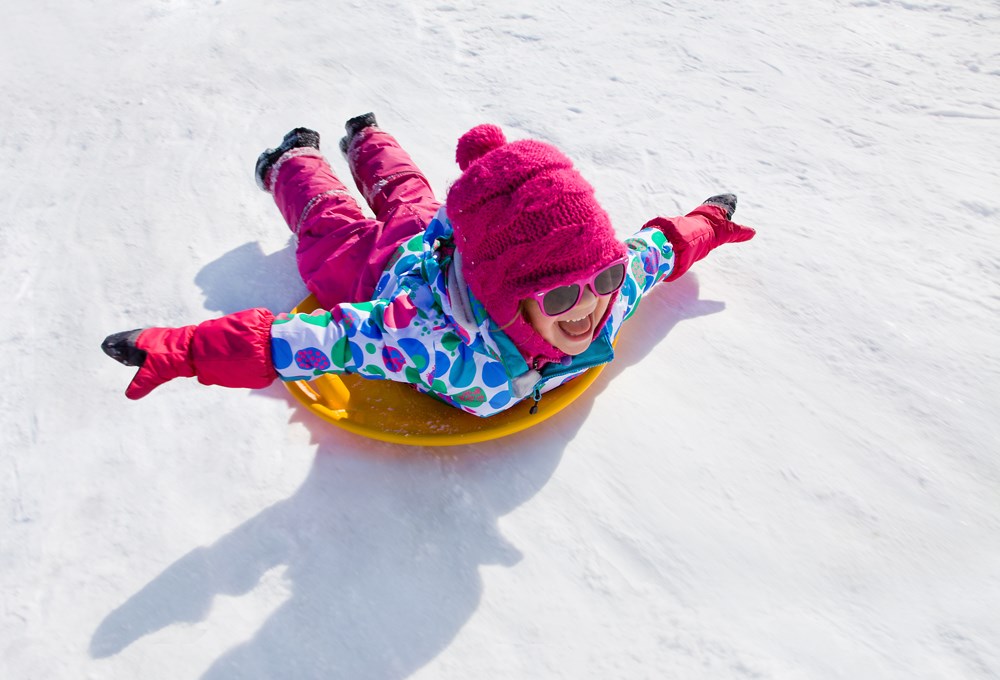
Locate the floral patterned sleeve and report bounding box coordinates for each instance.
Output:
[609,227,676,331]
[269,294,438,385]
[267,294,531,417]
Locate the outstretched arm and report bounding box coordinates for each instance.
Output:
[644,194,756,282]
[269,294,447,388]
[103,292,450,401]
[102,308,277,399]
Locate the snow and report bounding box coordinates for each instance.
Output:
[2,0,999,677]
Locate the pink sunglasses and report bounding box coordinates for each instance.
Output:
[530,256,629,317]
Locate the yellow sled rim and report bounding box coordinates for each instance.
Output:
[282,295,608,446]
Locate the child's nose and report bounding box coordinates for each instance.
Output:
[579,286,598,305]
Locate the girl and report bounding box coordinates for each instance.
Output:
[102,114,755,417]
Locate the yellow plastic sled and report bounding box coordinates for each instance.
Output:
[283,295,609,446]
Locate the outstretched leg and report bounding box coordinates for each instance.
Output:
[343,121,440,229]
[265,148,385,308]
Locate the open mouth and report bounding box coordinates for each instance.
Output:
[557,314,593,338]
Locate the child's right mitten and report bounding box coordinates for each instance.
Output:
[643,194,756,281]
[102,326,197,399]
[102,308,277,399]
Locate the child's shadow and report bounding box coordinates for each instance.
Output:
[88,248,724,678]
[90,436,567,679]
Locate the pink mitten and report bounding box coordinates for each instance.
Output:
[102,308,277,400]
[644,194,756,281]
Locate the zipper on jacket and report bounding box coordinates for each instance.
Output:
[525,341,613,415]
[529,386,542,415]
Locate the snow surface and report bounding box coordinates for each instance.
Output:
[3,0,999,678]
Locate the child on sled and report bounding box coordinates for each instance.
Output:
[103,114,755,417]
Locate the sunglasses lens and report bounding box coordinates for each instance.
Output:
[541,284,580,316]
[593,262,627,295]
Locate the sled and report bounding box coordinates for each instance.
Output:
[282,295,609,446]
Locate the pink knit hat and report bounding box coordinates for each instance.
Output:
[446,124,627,364]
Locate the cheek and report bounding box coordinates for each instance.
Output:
[595,296,611,320]
[523,301,557,339]
[531,316,557,339]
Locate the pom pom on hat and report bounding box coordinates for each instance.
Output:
[455,124,507,171]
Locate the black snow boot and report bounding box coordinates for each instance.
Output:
[255,127,321,191]
[702,193,738,220]
[339,112,378,156]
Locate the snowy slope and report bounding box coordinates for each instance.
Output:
[2,0,999,678]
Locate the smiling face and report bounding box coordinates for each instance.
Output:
[522,286,611,356]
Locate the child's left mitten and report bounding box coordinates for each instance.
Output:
[102,308,277,399]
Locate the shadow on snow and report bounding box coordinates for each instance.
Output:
[89,243,723,678]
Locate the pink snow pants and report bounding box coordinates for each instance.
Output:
[269,129,441,309]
